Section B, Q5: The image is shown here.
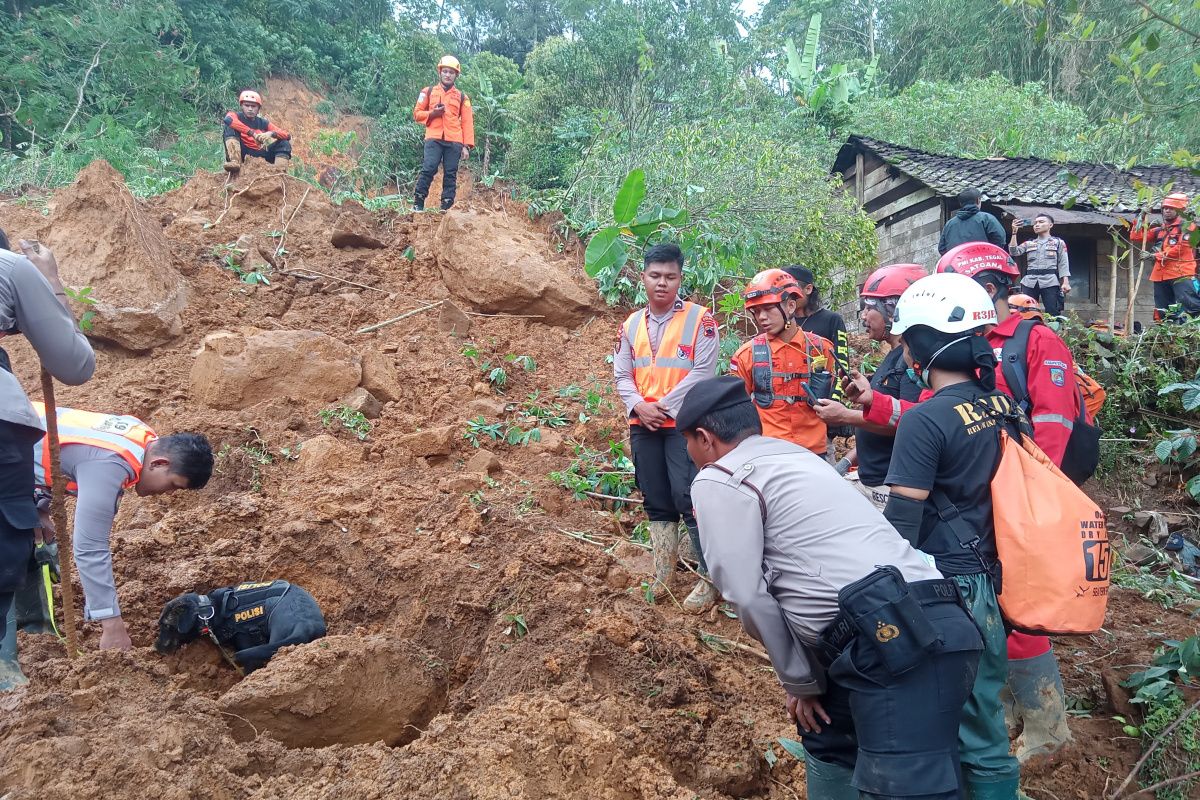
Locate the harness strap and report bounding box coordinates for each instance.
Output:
[197,594,245,674]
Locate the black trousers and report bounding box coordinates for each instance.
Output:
[1153,277,1200,320]
[0,423,39,645]
[1023,282,1064,316]
[629,425,697,529]
[414,139,464,210]
[801,589,983,800]
[223,126,293,163]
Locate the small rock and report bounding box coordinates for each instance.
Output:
[529,429,565,456]
[360,349,403,402]
[382,343,400,354]
[295,435,361,474]
[1100,668,1138,719]
[1110,506,1133,515]
[471,382,491,396]
[341,387,382,420]
[1132,511,1153,529]
[466,397,508,418]
[56,736,91,757]
[466,449,502,476]
[398,425,457,457]
[1122,543,1158,566]
[439,299,472,336]
[331,212,387,249]
[337,293,366,307]
[438,473,485,493]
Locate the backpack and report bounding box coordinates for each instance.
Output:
[999,318,1101,485]
[933,406,1110,635]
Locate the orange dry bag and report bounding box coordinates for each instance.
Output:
[991,427,1110,634]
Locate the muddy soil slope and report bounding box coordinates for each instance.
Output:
[0,110,1193,800]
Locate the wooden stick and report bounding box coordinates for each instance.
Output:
[1109,696,1200,799]
[1120,768,1200,798]
[697,629,771,662]
[39,370,79,657]
[355,301,442,334]
[583,490,643,504]
[281,266,392,295]
[275,185,311,263]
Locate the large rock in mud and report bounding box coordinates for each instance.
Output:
[218,635,447,748]
[190,328,361,409]
[435,211,594,327]
[43,160,188,350]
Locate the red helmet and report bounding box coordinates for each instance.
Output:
[861,263,927,299]
[1162,193,1190,210]
[935,242,1019,279]
[743,269,800,309]
[238,90,263,106]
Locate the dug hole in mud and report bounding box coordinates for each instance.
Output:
[0,81,1194,799]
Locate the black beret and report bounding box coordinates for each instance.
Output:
[675,376,754,431]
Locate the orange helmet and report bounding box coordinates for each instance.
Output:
[1007,293,1043,319]
[1162,193,1190,210]
[437,55,462,74]
[743,269,801,309]
[238,90,263,106]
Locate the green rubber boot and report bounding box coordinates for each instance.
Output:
[1,604,28,692]
[1008,650,1072,761]
[804,752,858,800]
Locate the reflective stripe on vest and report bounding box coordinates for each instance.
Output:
[31,401,155,492]
[749,334,815,408]
[625,302,705,424]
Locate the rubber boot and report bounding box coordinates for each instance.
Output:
[1000,682,1019,738]
[966,778,1020,800]
[682,578,718,614]
[1009,651,1072,761]
[223,138,242,173]
[273,153,291,168]
[14,563,54,635]
[1,604,28,692]
[803,752,858,800]
[646,521,680,601]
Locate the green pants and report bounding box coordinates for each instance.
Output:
[954,573,1020,784]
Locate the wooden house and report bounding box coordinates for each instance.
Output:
[831,136,1200,327]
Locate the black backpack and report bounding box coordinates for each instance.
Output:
[999,318,1100,485]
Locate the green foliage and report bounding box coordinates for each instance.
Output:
[318,406,372,440]
[550,440,635,500]
[462,416,541,447]
[1121,635,1200,799]
[784,13,877,118]
[62,286,96,332]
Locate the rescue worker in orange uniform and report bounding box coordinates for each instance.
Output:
[222,90,292,172]
[413,56,475,211]
[613,243,720,613]
[1129,193,1199,321]
[730,270,837,457]
[27,403,213,651]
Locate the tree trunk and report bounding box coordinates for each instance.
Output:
[1108,231,1119,329]
[482,137,491,175]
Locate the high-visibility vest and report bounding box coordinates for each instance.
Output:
[624,301,706,428]
[31,401,156,492]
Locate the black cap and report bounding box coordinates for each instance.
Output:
[676,376,754,432]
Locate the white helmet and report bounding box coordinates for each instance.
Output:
[891,273,997,336]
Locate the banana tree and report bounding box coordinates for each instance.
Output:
[784,13,877,113]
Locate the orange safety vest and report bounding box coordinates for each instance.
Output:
[1132,220,1198,282]
[624,301,707,428]
[31,402,156,492]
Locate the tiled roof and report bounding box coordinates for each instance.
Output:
[834,136,1200,212]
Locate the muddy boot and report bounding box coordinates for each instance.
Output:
[1000,681,1019,738]
[1009,650,1073,761]
[1,605,28,692]
[646,521,680,601]
[273,153,291,169]
[223,138,242,173]
[14,551,55,635]
[682,578,718,614]
[803,752,858,800]
[678,523,698,564]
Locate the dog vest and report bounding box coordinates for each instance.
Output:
[204,580,292,645]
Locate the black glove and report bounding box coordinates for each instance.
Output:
[828,425,855,439]
[34,542,60,583]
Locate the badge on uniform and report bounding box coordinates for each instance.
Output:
[701,313,717,338]
[1049,367,1066,386]
[678,344,694,360]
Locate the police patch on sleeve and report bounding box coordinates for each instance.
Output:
[1049,367,1066,386]
[701,313,717,338]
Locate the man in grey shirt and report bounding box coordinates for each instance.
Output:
[0,233,95,690]
[1009,213,1071,317]
[29,403,214,651]
[679,376,982,800]
[613,242,719,612]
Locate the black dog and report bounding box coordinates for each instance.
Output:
[154,580,325,673]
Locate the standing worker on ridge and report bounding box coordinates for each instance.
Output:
[1129,193,1200,321]
[613,243,720,613]
[413,56,475,212]
[0,232,95,690]
[222,90,292,173]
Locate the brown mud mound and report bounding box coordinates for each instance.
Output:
[0,85,1187,797]
[39,161,188,350]
[219,634,448,747]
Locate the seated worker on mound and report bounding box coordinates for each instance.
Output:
[223,90,292,173]
[29,402,213,650]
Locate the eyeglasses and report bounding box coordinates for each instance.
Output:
[859,298,884,312]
